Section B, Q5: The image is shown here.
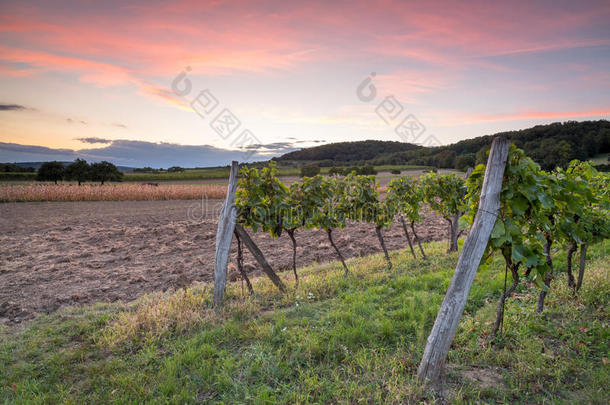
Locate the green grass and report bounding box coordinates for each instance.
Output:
[124,167,235,181]
[1,239,608,404]
[123,165,431,182]
[1,165,432,183]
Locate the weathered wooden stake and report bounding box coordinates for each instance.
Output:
[213,161,239,310]
[417,136,509,385]
[234,224,287,293]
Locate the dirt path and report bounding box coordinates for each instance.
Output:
[0,199,450,325]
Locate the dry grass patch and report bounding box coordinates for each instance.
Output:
[0,183,226,202]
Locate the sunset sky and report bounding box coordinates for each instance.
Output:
[1,0,609,167]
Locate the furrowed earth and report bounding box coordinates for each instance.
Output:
[0,199,449,325]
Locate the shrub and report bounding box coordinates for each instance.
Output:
[328,167,343,176]
[300,164,321,178]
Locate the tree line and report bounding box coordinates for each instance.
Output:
[276,120,610,172]
[36,159,123,184]
[0,163,36,173]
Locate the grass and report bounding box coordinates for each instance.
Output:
[1,239,608,404]
[122,165,432,182]
[1,165,433,184]
[0,183,226,202]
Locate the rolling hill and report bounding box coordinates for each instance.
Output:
[274,120,610,171]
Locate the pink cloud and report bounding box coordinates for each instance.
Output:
[0,0,608,112]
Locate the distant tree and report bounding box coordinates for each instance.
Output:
[436,150,457,168]
[0,163,35,173]
[454,153,475,171]
[300,164,321,177]
[36,161,65,184]
[168,166,185,172]
[359,164,377,175]
[475,145,490,165]
[64,159,91,185]
[90,161,123,184]
[328,167,343,176]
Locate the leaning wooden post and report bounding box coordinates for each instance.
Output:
[417,136,509,385]
[234,224,287,293]
[213,161,239,310]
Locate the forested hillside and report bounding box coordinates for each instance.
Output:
[276,140,421,164]
[275,120,610,170]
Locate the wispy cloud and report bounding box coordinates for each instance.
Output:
[66,118,87,125]
[0,103,27,111]
[75,137,112,144]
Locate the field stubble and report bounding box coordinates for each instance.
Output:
[0,183,226,202]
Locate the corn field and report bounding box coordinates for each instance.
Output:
[0,183,227,202]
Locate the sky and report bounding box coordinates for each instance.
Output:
[0,0,609,168]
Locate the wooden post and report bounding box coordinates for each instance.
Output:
[213,161,239,310]
[417,136,509,385]
[234,224,287,293]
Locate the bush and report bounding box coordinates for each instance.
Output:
[343,165,377,176]
[328,167,343,176]
[300,164,321,177]
[359,164,377,175]
[390,169,401,175]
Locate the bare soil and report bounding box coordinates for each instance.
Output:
[0,199,450,325]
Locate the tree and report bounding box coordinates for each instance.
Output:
[455,153,475,171]
[64,159,91,185]
[421,172,466,252]
[36,161,65,184]
[436,150,456,168]
[300,164,320,177]
[386,176,427,259]
[90,161,123,184]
